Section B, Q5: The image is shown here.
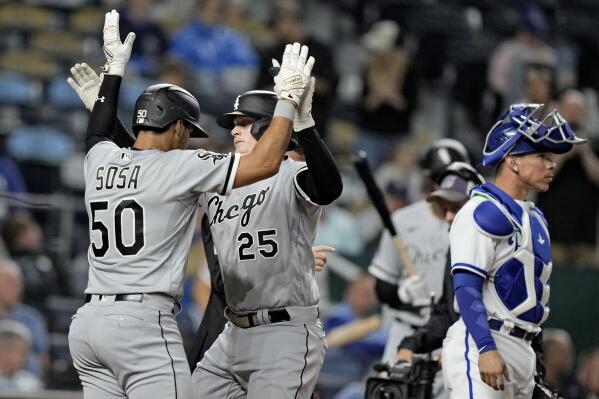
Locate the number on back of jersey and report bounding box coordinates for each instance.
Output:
[237,229,278,261]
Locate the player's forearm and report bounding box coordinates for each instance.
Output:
[374,278,416,311]
[233,101,294,188]
[85,75,121,152]
[453,271,497,354]
[295,127,343,205]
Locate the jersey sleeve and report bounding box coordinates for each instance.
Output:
[449,200,495,278]
[368,229,403,284]
[84,141,120,178]
[279,160,320,208]
[172,149,240,197]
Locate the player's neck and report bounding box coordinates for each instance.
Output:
[134,132,172,152]
[493,175,529,201]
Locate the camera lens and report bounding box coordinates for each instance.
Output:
[373,383,402,399]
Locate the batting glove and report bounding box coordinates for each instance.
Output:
[272,42,315,108]
[293,76,316,131]
[67,63,102,111]
[398,275,431,307]
[102,10,135,77]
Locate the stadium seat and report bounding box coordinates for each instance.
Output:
[0,49,58,79]
[0,73,43,105]
[0,4,59,31]
[30,30,86,60]
[48,75,85,109]
[7,125,74,163]
[68,7,105,34]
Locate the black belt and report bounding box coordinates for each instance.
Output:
[85,294,144,303]
[488,319,536,342]
[229,309,290,328]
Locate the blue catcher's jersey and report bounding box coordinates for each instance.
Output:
[449,183,551,331]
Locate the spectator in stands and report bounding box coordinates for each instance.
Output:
[375,139,423,205]
[521,63,557,114]
[1,213,60,311]
[223,0,276,50]
[542,329,586,398]
[256,0,338,139]
[318,275,386,398]
[169,0,258,110]
[537,90,599,266]
[118,0,168,76]
[0,153,28,220]
[0,320,43,392]
[357,20,417,170]
[578,348,599,399]
[0,260,48,378]
[488,3,556,112]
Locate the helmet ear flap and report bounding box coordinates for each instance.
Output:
[249,117,271,141]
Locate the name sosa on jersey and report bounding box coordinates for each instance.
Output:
[95,165,141,190]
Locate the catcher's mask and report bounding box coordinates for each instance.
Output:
[483,103,586,167]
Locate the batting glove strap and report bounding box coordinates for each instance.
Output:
[273,100,296,121]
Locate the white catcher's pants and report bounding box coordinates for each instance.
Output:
[441,318,535,399]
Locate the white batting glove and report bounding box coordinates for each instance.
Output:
[67,63,102,111]
[293,76,316,132]
[272,42,315,108]
[398,275,431,307]
[102,10,135,77]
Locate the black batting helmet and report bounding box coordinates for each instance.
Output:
[132,84,208,137]
[420,139,470,184]
[217,90,298,151]
[427,161,485,204]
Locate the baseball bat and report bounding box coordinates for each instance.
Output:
[353,151,416,276]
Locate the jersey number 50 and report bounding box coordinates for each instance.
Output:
[90,199,145,257]
[237,229,278,261]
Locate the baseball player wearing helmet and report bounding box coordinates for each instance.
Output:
[191,46,343,399]
[369,139,470,361]
[442,103,585,398]
[67,11,313,399]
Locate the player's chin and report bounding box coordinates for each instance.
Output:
[533,180,551,192]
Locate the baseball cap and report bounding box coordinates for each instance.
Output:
[427,174,474,204]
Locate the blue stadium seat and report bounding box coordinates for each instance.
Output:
[48,75,84,109]
[0,73,42,105]
[7,125,74,163]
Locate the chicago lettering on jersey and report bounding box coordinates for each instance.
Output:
[207,186,270,227]
[95,165,141,191]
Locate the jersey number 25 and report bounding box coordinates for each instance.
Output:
[237,229,278,261]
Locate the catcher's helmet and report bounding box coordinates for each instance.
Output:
[482,103,586,167]
[132,84,208,138]
[217,90,298,151]
[421,139,470,184]
[428,161,485,203]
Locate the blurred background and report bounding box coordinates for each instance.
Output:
[0,0,597,397]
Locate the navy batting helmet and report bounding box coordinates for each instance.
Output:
[482,103,586,167]
[421,139,471,184]
[217,90,298,151]
[132,84,208,137]
[427,162,485,203]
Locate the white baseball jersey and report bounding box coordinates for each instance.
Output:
[449,185,551,332]
[198,157,321,312]
[84,141,240,300]
[369,200,449,326]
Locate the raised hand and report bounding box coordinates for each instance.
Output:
[271,43,315,109]
[102,10,136,77]
[67,63,102,111]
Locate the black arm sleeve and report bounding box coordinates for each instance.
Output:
[374,278,421,312]
[85,75,122,152]
[295,127,343,205]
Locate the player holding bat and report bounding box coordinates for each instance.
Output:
[363,139,471,366]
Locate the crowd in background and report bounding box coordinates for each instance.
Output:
[0,0,598,397]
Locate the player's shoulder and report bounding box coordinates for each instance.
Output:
[459,192,514,238]
[530,204,549,228]
[85,140,119,163]
[391,199,428,218]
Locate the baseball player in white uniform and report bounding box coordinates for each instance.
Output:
[442,103,586,398]
[191,49,343,398]
[67,11,314,399]
[369,139,471,364]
